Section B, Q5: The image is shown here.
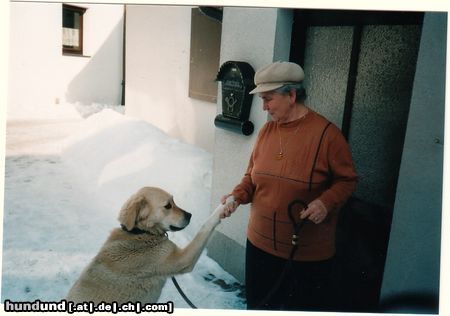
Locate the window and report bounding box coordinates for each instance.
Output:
[189,7,222,103]
[62,4,87,55]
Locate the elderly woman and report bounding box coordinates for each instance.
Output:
[221,61,358,311]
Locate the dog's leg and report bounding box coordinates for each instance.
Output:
[165,204,225,274]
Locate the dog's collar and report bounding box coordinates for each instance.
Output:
[120,224,148,235]
[120,224,168,238]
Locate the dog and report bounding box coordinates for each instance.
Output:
[66,186,225,304]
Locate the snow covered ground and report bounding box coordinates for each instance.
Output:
[1,103,246,311]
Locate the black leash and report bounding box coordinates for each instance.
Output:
[120,226,197,308]
[256,199,309,309]
[171,277,197,309]
[171,199,308,309]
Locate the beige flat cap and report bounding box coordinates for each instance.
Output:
[249,61,305,94]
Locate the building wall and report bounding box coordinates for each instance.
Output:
[208,8,293,282]
[7,2,124,119]
[380,12,446,312]
[124,5,216,153]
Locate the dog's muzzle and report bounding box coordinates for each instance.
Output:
[169,211,192,231]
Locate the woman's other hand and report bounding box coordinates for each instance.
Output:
[300,199,328,224]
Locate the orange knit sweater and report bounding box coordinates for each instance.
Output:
[232,110,358,261]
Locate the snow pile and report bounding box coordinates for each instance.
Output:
[2,109,246,309]
[73,102,125,118]
[61,109,213,237]
[60,110,244,308]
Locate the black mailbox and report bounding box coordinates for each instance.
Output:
[214,61,255,136]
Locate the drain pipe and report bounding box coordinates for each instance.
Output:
[120,4,126,106]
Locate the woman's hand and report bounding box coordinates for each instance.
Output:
[299,199,328,224]
[220,194,240,219]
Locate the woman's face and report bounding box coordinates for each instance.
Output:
[259,90,296,123]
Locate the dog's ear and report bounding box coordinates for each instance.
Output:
[118,193,146,231]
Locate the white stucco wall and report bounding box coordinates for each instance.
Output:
[205,7,294,281]
[124,5,216,153]
[8,2,124,119]
[211,8,293,247]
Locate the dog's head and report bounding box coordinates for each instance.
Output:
[118,187,192,234]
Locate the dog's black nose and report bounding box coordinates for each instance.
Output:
[185,212,192,221]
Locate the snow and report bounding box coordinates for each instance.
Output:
[2,104,246,311]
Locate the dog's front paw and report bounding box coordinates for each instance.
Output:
[209,203,225,226]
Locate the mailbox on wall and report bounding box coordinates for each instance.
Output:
[214,61,255,136]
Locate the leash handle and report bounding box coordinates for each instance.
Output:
[287,199,308,222]
[287,199,308,244]
[255,199,309,308]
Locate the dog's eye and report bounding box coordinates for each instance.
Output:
[164,202,172,210]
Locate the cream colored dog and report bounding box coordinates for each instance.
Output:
[66,186,225,304]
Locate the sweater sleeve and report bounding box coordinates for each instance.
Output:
[230,123,269,205]
[318,127,358,213]
[231,155,256,205]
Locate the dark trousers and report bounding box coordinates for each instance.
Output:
[245,239,335,311]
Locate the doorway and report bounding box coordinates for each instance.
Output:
[290,9,423,312]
